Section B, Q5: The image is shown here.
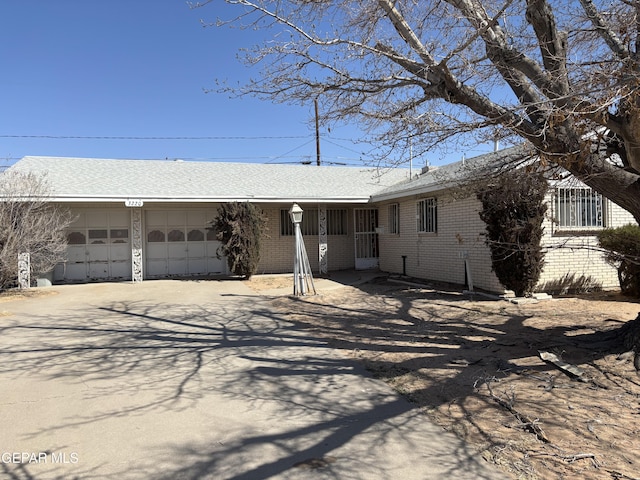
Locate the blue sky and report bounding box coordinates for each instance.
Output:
[0,1,486,170]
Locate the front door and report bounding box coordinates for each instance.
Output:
[354,208,379,270]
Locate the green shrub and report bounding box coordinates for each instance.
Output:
[477,170,548,297]
[210,202,266,279]
[597,224,640,297]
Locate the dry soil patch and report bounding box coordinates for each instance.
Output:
[267,279,640,480]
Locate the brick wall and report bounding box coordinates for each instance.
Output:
[377,195,502,292]
[537,191,637,293]
[375,189,637,294]
[257,203,357,274]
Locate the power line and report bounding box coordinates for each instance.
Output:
[0,134,308,140]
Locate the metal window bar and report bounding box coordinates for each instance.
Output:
[326,209,347,235]
[388,204,399,234]
[556,188,603,228]
[281,209,319,236]
[417,198,437,233]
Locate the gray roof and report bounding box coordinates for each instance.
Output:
[371,145,531,202]
[8,156,411,203]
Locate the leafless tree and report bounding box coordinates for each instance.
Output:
[197,0,640,222]
[0,171,74,289]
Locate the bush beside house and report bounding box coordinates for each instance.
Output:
[210,202,266,279]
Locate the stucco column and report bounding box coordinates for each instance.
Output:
[318,205,328,274]
[131,207,143,282]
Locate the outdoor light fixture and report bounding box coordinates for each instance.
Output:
[289,202,316,296]
[289,203,303,224]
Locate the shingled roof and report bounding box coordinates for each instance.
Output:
[8,156,410,203]
[371,145,531,202]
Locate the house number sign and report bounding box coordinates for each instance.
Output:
[125,199,144,207]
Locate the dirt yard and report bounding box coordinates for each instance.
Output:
[255,277,640,480]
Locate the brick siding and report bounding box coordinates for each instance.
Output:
[375,190,637,294]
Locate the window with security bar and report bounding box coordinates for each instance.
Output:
[555,187,604,229]
[417,198,437,233]
[388,203,399,234]
[280,208,347,236]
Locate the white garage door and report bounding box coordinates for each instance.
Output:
[55,209,131,282]
[145,209,225,278]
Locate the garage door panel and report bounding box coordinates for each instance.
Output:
[87,245,109,262]
[59,208,131,283]
[110,244,130,261]
[109,210,129,226]
[147,260,168,277]
[89,262,110,279]
[168,259,187,275]
[87,211,108,227]
[145,209,226,278]
[188,243,206,257]
[64,263,87,281]
[110,261,130,278]
[187,210,207,225]
[67,246,86,263]
[167,243,186,258]
[146,211,166,225]
[167,210,186,225]
[188,258,208,275]
[147,243,167,259]
[69,213,86,228]
[207,256,225,274]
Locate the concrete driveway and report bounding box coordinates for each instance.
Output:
[0,279,508,480]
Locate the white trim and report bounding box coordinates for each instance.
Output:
[42,196,373,204]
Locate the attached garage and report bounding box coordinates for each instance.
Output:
[9,156,410,285]
[54,208,131,282]
[144,209,225,278]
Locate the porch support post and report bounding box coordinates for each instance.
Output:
[318,205,328,275]
[18,252,30,289]
[131,207,143,282]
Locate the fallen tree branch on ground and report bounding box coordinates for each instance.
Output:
[481,379,550,443]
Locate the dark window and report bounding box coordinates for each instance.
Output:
[417,198,437,233]
[89,229,108,244]
[326,209,347,235]
[147,230,165,242]
[168,229,185,242]
[67,231,86,245]
[388,204,399,234]
[187,229,205,241]
[110,229,129,243]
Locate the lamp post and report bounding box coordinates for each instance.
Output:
[289,203,316,296]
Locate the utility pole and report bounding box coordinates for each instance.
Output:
[314,98,321,166]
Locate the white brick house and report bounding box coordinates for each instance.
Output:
[6,152,636,293]
[371,151,637,294]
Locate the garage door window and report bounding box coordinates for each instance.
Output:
[187,229,205,241]
[168,229,185,242]
[148,230,165,242]
[89,229,108,244]
[110,229,129,243]
[68,231,86,245]
[69,228,129,245]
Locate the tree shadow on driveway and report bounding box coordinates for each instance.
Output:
[0,287,506,480]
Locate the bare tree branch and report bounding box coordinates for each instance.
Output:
[203,0,640,221]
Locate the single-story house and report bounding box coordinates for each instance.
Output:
[6,151,636,294]
[7,156,409,283]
